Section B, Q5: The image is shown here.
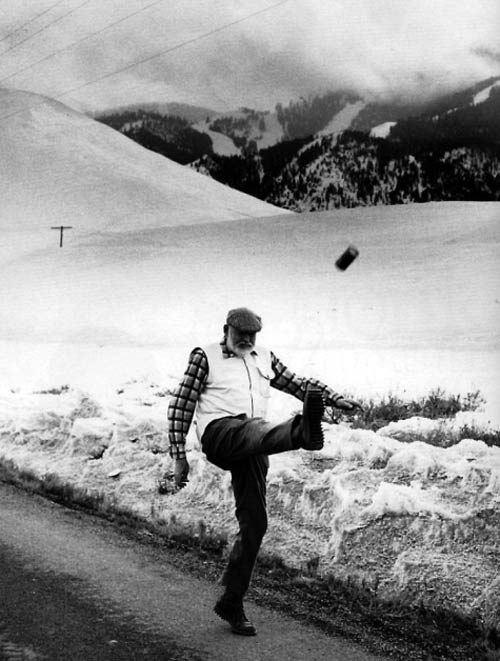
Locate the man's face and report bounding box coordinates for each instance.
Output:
[226,325,257,357]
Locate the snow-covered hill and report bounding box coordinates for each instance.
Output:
[1,196,499,416]
[0,87,285,236]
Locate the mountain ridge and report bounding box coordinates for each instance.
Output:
[93,77,500,211]
[95,76,500,159]
[189,76,500,211]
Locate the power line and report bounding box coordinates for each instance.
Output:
[0,0,294,125]
[0,0,68,44]
[0,0,167,84]
[60,0,294,95]
[0,0,93,57]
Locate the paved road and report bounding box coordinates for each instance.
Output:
[0,482,384,660]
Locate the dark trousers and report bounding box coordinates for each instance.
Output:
[201,414,299,601]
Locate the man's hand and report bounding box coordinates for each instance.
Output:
[336,398,364,413]
[173,457,189,489]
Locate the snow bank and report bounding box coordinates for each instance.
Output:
[1,382,498,625]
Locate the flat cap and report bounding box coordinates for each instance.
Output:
[226,307,262,332]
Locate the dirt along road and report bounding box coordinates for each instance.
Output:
[0,482,385,661]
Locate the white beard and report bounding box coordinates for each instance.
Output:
[226,337,254,358]
[232,345,253,358]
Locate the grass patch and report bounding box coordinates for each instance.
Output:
[32,385,70,395]
[456,424,500,448]
[331,388,485,430]
[324,388,500,447]
[412,421,500,448]
[0,459,107,513]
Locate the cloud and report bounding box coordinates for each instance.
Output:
[476,48,500,64]
[0,0,499,111]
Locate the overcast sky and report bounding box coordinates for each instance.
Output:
[0,0,499,112]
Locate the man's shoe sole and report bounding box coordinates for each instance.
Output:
[230,623,257,636]
[214,601,257,636]
[302,387,325,450]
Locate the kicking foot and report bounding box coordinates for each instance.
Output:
[214,597,257,636]
[300,386,325,450]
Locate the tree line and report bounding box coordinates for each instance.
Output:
[192,131,500,210]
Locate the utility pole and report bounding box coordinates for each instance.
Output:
[51,225,72,247]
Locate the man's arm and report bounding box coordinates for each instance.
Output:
[270,351,361,411]
[167,347,209,461]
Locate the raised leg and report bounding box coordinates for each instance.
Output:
[201,414,299,468]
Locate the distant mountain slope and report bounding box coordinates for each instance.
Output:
[98,110,214,165]
[96,105,285,159]
[97,76,500,162]
[389,79,500,149]
[96,91,361,158]
[195,107,285,153]
[92,77,500,212]
[0,87,287,234]
[317,101,367,137]
[355,76,500,135]
[188,77,500,211]
[276,91,361,139]
[266,132,500,210]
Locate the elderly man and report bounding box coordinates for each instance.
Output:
[167,307,361,636]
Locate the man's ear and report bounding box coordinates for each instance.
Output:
[223,324,228,335]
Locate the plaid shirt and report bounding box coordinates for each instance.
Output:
[167,340,345,459]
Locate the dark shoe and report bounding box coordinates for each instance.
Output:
[214,597,257,636]
[300,386,325,450]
